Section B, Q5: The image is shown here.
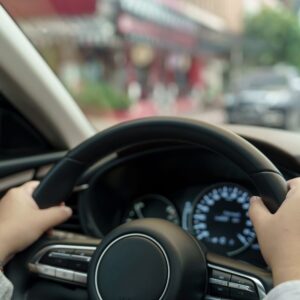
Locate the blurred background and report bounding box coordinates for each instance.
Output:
[3,0,300,131]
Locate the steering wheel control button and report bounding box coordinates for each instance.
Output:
[50,252,70,259]
[73,249,95,255]
[209,278,228,287]
[55,268,74,281]
[70,254,91,262]
[204,296,222,300]
[68,259,89,272]
[36,264,56,277]
[229,281,255,292]
[212,270,231,282]
[229,280,257,299]
[207,266,263,300]
[40,252,70,268]
[228,275,258,299]
[74,272,88,284]
[231,275,255,291]
[230,287,258,300]
[28,245,96,286]
[208,269,231,298]
[210,283,230,298]
[39,249,92,273]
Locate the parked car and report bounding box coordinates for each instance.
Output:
[225,67,300,130]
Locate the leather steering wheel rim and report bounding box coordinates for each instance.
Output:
[33,117,287,213]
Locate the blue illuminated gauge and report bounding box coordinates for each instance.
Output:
[191,183,255,256]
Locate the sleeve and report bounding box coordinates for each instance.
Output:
[0,271,13,300]
[265,280,300,300]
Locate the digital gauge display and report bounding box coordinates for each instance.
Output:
[191,183,255,256]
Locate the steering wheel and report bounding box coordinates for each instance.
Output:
[8,118,287,300]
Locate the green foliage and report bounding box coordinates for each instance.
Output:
[244,8,300,68]
[75,82,131,111]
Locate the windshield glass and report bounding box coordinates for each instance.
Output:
[3,0,300,131]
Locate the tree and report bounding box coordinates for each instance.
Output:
[244,8,300,68]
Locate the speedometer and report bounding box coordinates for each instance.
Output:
[191,183,255,256]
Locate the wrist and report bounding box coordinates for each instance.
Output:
[272,265,300,286]
[0,248,10,266]
[0,231,12,265]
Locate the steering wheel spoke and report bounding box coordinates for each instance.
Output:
[28,240,99,287]
[205,252,272,300]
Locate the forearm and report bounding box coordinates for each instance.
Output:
[0,239,12,265]
[272,266,300,286]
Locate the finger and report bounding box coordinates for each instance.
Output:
[249,196,271,233]
[286,187,298,199]
[22,181,40,195]
[37,206,72,232]
[284,179,300,202]
[287,178,300,189]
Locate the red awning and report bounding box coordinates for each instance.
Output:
[2,0,96,18]
[118,14,197,49]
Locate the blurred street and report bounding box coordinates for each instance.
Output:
[5,0,300,132]
[88,103,226,131]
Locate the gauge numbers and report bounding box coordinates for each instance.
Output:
[191,183,255,256]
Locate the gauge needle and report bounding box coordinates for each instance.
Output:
[134,202,145,219]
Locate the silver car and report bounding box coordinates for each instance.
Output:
[226,67,300,131]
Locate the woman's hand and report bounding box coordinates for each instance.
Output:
[0,181,72,264]
[249,178,300,286]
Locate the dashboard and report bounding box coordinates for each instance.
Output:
[78,144,296,269]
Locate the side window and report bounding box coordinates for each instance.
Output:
[0,92,53,159]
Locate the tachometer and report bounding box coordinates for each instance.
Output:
[191,183,255,256]
[124,194,180,225]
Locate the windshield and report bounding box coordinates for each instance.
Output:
[3,0,300,131]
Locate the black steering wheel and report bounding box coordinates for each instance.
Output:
[9,118,288,300]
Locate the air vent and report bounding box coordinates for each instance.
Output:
[55,191,83,234]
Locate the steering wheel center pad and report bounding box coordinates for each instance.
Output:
[88,219,207,300]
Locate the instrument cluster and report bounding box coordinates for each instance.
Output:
[123,182,265,267]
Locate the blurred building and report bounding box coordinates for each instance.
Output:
[115,0,244,102]
[188,0,244,33]
[2,0,247,113]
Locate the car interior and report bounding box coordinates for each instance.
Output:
[1,2,300,300]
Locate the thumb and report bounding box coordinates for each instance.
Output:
[37,206,72,232]
[248,196,271,235]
